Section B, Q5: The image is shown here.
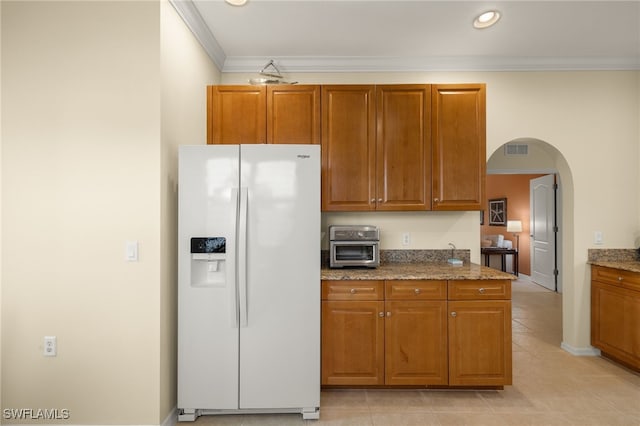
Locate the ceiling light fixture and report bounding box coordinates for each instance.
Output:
[473,10,501,29]
[225,0,248,6]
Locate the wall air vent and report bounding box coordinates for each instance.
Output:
[504,143,529,156]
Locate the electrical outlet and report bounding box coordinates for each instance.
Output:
[402,233,411,246]
[44,336,57,357]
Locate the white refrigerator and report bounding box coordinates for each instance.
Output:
[177,144,320,421]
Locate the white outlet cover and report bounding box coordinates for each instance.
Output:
[44,336,57,357]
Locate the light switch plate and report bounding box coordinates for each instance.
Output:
[125,241,139,261]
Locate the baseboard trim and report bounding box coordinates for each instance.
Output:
[561,341,601,356]
[161,406,177,426]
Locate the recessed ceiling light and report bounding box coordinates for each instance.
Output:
[225,0,247,6]
[473,10,501,29]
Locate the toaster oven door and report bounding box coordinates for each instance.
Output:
[330,241,379,268]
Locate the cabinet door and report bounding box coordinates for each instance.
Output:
[321,300,384,385]
[591,281,640,367]
[208,85,266,144]
[267,85,320,144]
[376,85,432,210]
[432,84,486,210]
[385,301,448,385]
[448,300,512,386]
[321,85,376,211]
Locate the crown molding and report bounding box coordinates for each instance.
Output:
[222,55,640,73]
[169,0,226,71]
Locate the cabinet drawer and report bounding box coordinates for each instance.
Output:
[448,280,511,300]
[322,280,384,300]
[385,280,447,300]
[592,265,640,293]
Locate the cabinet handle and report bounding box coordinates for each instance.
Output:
[386,312,391,317]
[618,276,623,281]
[350,288,357,294]
[414,288,421,295]
[434,198,439,203]
[451,311,457,317]
[478,287,486,294]
[378,198,383,203]
[379,311,385,318]
[371,198,375,203]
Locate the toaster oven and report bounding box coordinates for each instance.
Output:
[329,225,380,268]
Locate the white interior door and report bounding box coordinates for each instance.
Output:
[530,174,557,291]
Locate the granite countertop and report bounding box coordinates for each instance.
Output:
[588,261,640,274]
[587,248,640,273]
[321,262,516,281]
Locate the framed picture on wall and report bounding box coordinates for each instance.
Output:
[488,198,507,226]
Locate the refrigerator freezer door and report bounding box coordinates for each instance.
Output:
[238,144,321,409]
[178,145,241,410]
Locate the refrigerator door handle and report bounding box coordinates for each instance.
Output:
[238,187,249,327]
[230,187,240,329]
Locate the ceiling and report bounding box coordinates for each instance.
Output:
[170,0,640,74]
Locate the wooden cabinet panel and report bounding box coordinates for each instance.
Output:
[432,84,486,210]
[322,280,384,301]
[321,85,376,211]
[591,267,640,371]
[591,266,640,292]
[448,300,512,386]
[385,280,447,300]
[385,300,448,385]
[321,300,385,385]
[208,85,266,144]
[208,85,320,145]
[321,279,512,387]
[375,85,431,210]
[267,85,320,144]
[448,279,511,300]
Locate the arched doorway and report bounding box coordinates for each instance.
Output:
[486,138,576,352]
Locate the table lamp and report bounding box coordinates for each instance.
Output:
[506,220,523,252]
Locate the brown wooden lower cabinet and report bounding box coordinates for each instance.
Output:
[321,279,512,387]
[591,265,640,371]
[448,300,512,386]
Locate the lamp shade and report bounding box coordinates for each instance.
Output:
[506,220,523,233]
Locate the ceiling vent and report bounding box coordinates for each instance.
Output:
[504,143,529,156]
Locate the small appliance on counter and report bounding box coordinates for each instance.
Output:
[329,225,380,268]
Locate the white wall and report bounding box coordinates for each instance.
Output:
[160,0,220,421]
[1,1,219,424]
[223,71,640,352]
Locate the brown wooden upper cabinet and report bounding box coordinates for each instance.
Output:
[432,84,486,211]
[322,84,431,211]
[207,85,320,145]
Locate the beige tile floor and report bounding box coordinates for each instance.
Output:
[183,277,640,426]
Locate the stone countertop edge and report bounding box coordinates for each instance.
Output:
[321,262,516,281]
[587,248,640,274]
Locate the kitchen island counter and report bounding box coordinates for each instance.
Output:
[321,262,515,281]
